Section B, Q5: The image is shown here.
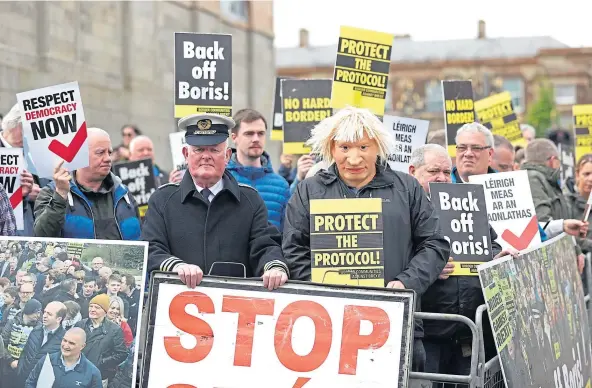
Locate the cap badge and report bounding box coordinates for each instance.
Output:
[197,119,212,130]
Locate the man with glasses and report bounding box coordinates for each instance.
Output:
[451,122,495,183]
[142,113,289,290]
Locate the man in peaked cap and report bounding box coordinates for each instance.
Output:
[141,113,289,290]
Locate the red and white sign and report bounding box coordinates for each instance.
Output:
[0,149,23,230]
[17,81,89,178]
[469,170,541,250]
[142,277,414,388]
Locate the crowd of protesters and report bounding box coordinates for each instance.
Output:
[0,240,140,388]
[0,99,590,388]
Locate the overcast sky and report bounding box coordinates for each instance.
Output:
[273,0,592,48]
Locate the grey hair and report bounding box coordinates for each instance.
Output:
[521,124,536,137]
[525,138,559,164]
[410,144,451,168]
[129,135,152,154]
[87,127,111,139]
[455,122,494,147]
[2,103,20,132]
[493,134,514,152]
[427,129,446,147]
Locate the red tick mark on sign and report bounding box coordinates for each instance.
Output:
[47,122,88,163]
[9,186,22,209]
[501,216,539,250]
[292,377,311,388]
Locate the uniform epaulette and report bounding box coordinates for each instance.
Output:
[238,183,258,191]
[157,182,180,190]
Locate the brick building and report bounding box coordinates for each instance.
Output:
[276,21,592,135]
[0,0,278,170]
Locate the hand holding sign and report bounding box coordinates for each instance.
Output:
[53,160,72,200]
[20,170,34,198]
[439,257,455,280]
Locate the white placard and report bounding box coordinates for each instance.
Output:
[169,131,187,176]
[144,280,413,388]
[383,115,429,173]
[0,149,24,230]
[469,170,541,251]
[17,81,89,178]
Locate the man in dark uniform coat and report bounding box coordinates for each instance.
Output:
[141,113,289,289]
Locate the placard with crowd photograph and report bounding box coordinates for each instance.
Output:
[0,236,148,388]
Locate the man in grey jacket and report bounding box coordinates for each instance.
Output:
[282,106,450,376]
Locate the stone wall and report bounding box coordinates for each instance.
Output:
[0,1,279,171]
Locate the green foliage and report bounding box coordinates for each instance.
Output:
[79,243,145,275]
[526,81,559,138]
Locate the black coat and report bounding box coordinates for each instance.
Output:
[76,318,128,380]
[16,325,66,385]
[142,170,288,277]
[282,163,450,338]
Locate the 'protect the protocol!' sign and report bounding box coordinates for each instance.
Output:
[383,115,429,173]
[429,182,492,276]
[475,91,524,148]
[331,26,394,116]
[574,104,592,161]
[281,79,332,154]
[310,198,384,287]
[0,149,24,230]
[442,80,475,157]
[141,275,414,388]
[174,32,232,118]
[17,81,89,179]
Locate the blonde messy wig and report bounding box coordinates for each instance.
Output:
[305,106,395,165]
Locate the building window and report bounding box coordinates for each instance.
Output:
[502,78,525,113]
[425,81,443,113]
[554,84,577,106]
[220,0,249,23]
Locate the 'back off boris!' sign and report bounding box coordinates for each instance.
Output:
[310,198,384,287]
[281,79,332,154]
[0,149,24,230]
[429,183,492,276]
[174,32,232,118]
[331,26,394,116]
[17,81,89,179]
[112,158,156,219]
[442,80,475,157]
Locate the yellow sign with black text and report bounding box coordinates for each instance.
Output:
[574,105,592,161]
[331,26,394,116]
[310,198,384,287]
[475,91,525,148]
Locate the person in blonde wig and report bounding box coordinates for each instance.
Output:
[282,106,450,376]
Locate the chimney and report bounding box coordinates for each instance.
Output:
[478,20,486,39]
[299,28,309,48]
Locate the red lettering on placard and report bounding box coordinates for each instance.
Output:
[339,305,390,375]
[165,291,215,363]
[274,300,332,372]
[222,295,275,367]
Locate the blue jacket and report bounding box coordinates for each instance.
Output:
[451,166,548,242]
[227,150,290,231]
[34,173,141,240]
[26,352,102,388]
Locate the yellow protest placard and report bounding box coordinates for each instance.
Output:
[331,26,394,116]
[310,198,384,287]
[475,91,525,148]
[574,105,592,161]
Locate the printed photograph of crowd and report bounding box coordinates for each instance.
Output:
[0,237,147,388]
[481,235,591,388]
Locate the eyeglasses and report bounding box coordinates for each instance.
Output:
[456,144,491,154]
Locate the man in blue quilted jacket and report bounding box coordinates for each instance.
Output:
[228,109,290,231]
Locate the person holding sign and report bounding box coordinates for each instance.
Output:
[33,128,142,240]
[141,113,289,290]
[282,106,450,372]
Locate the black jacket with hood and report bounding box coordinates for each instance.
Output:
[282,163,450,338]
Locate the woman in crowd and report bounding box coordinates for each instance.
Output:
[107,295,133,348]
[62,300,82,330]
[566,154,592,253]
